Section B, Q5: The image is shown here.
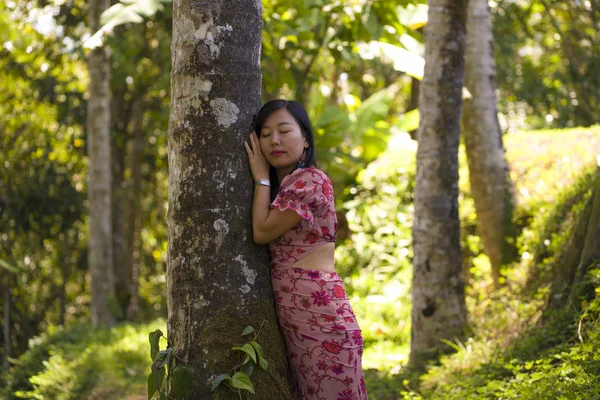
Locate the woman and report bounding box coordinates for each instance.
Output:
[244,100,368,400]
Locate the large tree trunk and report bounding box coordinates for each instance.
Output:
[87,0,116,327]
[463,0,514,286]
[167,1,293,398]
[409,0,468,369]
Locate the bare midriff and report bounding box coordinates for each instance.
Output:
[288,242,336,273]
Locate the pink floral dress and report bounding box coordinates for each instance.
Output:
[269,167,368,400]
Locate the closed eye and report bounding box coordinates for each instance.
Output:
[280,131,290,134]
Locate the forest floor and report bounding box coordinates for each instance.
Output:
[1,126,599,399]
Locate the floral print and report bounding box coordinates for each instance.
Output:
[268,167,367,399]
[269,167,337,269]
[271,267,368,400]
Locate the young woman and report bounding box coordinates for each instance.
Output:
[244,100,368,400]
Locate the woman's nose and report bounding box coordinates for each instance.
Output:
[271,132,281,145]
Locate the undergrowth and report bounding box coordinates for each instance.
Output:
[0,320,165,400]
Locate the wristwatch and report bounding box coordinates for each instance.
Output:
[255,179,271,187]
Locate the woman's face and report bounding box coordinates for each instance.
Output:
[259,108,309,172]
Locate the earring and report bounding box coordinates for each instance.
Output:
[297,149,307,169]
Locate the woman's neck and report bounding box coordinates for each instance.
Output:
[276,166,296,182]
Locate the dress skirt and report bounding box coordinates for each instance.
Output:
[271,267,368,400]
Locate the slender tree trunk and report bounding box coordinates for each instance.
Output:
[112,135,128,319]
[125,98,145,320]
[167,1,293,398]
[87,0,116,327]
[407,77,420,140]
[409,0,468,369]
[463,0,514,285]
[3,276,11,370]
[111,90,129,318]
[59,234,69,326]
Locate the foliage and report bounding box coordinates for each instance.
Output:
[0,320,166,400]
[211,324,270,397]
[336,133,416,361]
[493,1,600,129]
[147,329,193,400]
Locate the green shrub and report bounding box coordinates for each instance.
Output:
[1,320,165,400]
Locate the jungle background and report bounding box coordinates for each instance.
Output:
[1,0,600,398]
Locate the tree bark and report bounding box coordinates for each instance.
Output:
[410,0,468,369]
[167,1,293,398]
[87,0,116,327]
[463,0,514,285]
[125,98,145,320]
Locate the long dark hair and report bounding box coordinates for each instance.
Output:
[254,100,317,199]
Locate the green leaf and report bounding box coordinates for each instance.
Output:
[241,361,255,377]
[0,259,20,273]
[211,374,231,392]
[241,326,255,336]
[149,329,164,362]
[232,343,257,364]
[396,109,420,133]
[147,371,157,400]
[249,341,268,370]
[230,372,255,394]
[172,364,194,400]
[152,348,172,370]
[152,367,165,397]
[159,391,166,400]
[298,31,314,42]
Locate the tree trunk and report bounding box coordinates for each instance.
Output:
[167,1,293,398]
[87,0,116,327]
[409,0,468,369]
[408,77,420,140]
[125,98,145,320]
[111,89,129,319]
[463,0,514,285]
[549,172,600,309]
[59,234,69,326]
[3,276,11,370]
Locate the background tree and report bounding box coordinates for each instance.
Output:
[87,0,116,326]
[463,0,514,285]
[166,1,292,397]
[410,0,468,368]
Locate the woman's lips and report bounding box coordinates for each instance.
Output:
[271,151,285,156]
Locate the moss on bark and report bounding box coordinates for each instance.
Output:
[199,301,293,400]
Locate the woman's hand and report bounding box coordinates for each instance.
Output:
[244,131,270,180]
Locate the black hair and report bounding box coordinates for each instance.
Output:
[254,100,317,200]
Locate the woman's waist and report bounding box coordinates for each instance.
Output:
[270,242,335,272]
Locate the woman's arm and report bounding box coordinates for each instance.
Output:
[245,131,303,244]
[251,185,302,244]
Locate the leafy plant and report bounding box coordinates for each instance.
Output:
[211,323,269,398]
[147,329,193,400]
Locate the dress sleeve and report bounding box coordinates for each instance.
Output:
[271,169,327,222]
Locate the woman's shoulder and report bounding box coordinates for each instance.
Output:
[281,167,331,187]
